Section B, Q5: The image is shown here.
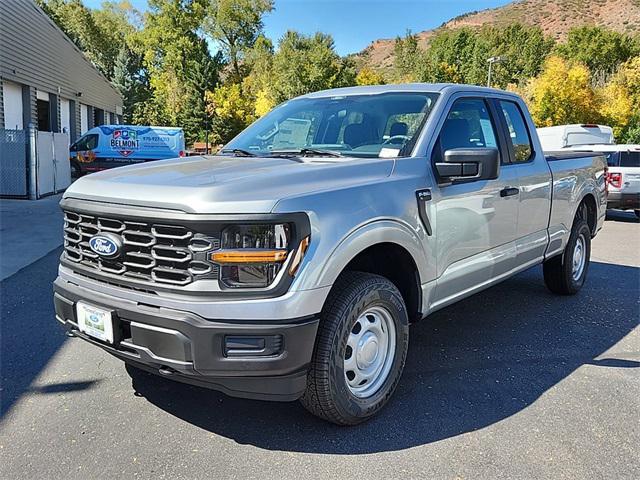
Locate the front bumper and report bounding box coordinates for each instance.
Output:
[53,277,319,401]
[607,191,640,210]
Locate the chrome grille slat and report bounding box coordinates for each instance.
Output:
[123,251,157,269]
[188,261,213,275]
[151,267,192,285]
[99,260,126,275]
[152,245,192,263]
[152,225,193,240]
[97,217,126,232]
[62,210,218,287]
[122,230,157,247]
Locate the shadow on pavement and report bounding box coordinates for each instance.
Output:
[127,261,640,454]
[27,380,100,394]
[0,248,67,416]
[606,210,639,223]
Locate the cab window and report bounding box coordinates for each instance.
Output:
[498,101,533,163]
[620,151,640,167]
[70,134,98,152]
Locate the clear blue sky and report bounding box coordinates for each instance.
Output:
[83,0,513,56]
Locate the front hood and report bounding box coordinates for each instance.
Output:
[64,155,395,213]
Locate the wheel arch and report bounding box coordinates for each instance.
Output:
[576,192,598,235]
[312,221,428,322]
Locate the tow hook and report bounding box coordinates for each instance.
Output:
[158,366,176,376]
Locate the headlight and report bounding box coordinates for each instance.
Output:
[211,224,294,288]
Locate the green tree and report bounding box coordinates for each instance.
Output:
[204,0,274,82]
[419,25,554,88]
[111,46,149,123]
[38,0,140,78]
[180,45,224,143]
[269,31,355,103]
[243,35,276,116]
[137,0,221,141]
[556,26,639,75]
[482,24,554,87]
[38,0,110,75]
[206,83,256,143]
[393,30,421,81]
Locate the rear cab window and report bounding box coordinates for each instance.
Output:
[498,101,533,163]
[619,152,640,167]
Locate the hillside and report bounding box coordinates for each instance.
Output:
[356,0,640,72]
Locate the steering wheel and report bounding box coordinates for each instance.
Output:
[382,135,410,146]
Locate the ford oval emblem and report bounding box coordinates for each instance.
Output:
[88,234,122,258]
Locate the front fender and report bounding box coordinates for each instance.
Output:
[293,219,429,293]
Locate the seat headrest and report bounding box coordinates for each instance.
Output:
[441,118,472,150]
[389,122,408,137]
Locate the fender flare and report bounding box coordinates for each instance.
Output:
[303,219,429,292]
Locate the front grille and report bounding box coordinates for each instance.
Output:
[63,210,220,286]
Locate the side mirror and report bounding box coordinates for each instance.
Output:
[435,147,500,183]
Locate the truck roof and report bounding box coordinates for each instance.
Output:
[301,83,521,99]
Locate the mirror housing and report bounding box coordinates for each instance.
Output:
[435,147,500,183]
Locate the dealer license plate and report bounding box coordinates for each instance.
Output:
[76,302,114,344]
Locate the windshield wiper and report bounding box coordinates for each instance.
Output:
[270,148,344,158]
[220,148,257,157]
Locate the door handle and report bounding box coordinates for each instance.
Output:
[500,187,519,197]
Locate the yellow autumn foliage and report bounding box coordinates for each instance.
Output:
[356,67,385,86]
[527,56,600,127]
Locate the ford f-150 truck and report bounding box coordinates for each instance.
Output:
[54,84,606,425]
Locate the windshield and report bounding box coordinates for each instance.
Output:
[70,133,98,152]
[223,92,439,158]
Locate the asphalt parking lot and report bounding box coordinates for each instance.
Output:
[1,210,639,479]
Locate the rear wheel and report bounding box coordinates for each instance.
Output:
[300,272,409,425]
[543,218,591,295]
[635,209,640,220]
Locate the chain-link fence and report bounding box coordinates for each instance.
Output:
[0,128,28,197]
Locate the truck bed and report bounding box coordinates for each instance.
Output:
[544,151,603,161]
[545,151,607,258]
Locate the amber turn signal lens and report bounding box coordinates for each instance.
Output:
[289,236,310,276]
[211,249,288,264]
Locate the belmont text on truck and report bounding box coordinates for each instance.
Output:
[54,84,606,425]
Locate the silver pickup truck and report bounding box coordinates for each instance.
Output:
[54,84,606,425]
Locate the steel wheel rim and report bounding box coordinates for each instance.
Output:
[572,234,586,281]
[344,305,396,398]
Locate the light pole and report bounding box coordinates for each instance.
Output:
[487,56,505,88]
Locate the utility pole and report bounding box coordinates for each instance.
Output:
[487,56,504,88]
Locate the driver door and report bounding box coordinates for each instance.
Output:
[431,97,520,308]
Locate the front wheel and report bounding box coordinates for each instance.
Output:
[543,219,591,295]
[300,272,409,425]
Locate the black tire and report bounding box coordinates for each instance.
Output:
[543,219,591,295]
[635,210,640,220]
[300,271,409,425]
[70,161,82,179]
